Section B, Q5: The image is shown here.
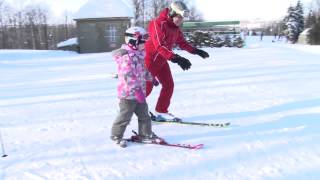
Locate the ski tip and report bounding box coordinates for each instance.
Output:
[2,154,8,157]
[193,144,204,149]
[222,123,231,127]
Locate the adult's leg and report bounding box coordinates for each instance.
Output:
[155,62,174,113]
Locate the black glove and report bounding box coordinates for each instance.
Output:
[152,77,159,86]
[170,54,192,71]
[193,48,209,59]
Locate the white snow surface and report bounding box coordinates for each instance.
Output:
[1,37,320,179]
[74,0,134,19]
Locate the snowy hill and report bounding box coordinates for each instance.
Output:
[1,36,320,179]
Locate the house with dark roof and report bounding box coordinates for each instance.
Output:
[72,0,133,53]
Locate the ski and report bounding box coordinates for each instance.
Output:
[123,131,203,150]
[149,112,230,127]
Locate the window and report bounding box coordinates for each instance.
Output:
[108,26,117,42]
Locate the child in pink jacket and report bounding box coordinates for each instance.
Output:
[110,27,159,147]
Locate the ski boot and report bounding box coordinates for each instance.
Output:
[110,136,127,148]
[153,112,182,122]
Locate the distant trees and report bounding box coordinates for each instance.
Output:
[282,0,320,45]
[0,0,203,50]
[131,0,203,26]
[307,0,320,44]
[0,0,75,50]
[305,10,317,28]
[132,0,144,25]
[283,0,304,43]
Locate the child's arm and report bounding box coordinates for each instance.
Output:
[114,52,142,91]
[145,71,154,82]
[145,71,159,86]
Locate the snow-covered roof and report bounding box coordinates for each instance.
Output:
[74,0,134,20]
[57,38,78,48]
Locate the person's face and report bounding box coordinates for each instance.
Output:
[172,15,184,26]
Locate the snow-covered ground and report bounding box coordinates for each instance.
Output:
[1,36,320,180]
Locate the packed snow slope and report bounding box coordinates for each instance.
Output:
[1,36,320,180]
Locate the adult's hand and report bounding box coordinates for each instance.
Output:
[171,54,192,71]
[193,48,209,59]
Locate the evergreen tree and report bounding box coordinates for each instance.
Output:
[305,10,317,28]
[296,0,304,34]
[284,6,298,43]
[283,1,304,43]
[308,15,320,44]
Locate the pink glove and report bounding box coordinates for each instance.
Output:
[135,88,146,103]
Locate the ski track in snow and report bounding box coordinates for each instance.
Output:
[1,36,320,179]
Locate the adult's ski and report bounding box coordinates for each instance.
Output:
[149,112,230,127]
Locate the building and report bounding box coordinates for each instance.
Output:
[73,0,134,53]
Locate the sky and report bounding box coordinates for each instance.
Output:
[195,0,314,21]
[5,0,315,22]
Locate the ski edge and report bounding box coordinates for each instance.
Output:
[149,112,230,127]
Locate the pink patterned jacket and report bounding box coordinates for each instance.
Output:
[112,44,153,100]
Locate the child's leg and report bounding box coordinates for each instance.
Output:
[135,102,152,136]
[111,99,136,139]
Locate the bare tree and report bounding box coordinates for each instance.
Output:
[41,11,48,49]
[21,5,49,49]
[188,5,203,21]
[132,0,144,26]
[36,7,48,49]
[131,0,169,26]
[0,1,77,50]
[316,0,320,16]
[24,8,37,49]
[310,0,320,15]
[151,0,170,18]
[131,0,202,27]
[0,0,10,48]
[0,0,5,48]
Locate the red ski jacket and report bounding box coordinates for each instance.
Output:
[145,8,195,71]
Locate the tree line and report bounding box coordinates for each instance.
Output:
[283,0,320,44]
[1,0,319,50]
[132,0,202,26]
[0,0,201,50]
[305,0,320,44]
[0,0,76,50]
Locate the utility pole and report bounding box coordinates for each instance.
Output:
[0,129,8,157]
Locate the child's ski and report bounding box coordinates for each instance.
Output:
[123,131,203,150]
[149,112,230,127]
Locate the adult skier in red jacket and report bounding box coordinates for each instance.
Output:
[145,1,209,120]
